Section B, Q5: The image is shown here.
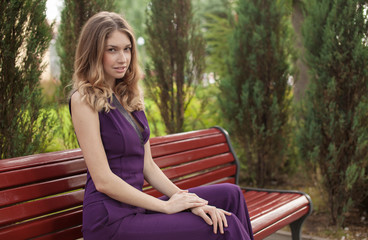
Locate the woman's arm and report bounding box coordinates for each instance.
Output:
[142,141,182,198]
[71,92,206,214]
[142,137,231,234]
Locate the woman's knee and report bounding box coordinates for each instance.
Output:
[224,214,249,238]
[218,183,242,197]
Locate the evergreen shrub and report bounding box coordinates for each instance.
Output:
[220,0,294,186]
[0,0,54,158]
[300,0,368,226]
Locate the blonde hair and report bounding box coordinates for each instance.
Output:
[72,11,144,112]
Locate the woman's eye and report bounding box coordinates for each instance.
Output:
[124,47,131,51]
[108,48,116,52]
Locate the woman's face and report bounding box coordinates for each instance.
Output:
[103,30,132,87]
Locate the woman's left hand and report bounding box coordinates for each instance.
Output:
[191,205,232,234]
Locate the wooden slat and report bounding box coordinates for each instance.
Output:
[0,149,83,172]
[0,190,84,226]
[242,189,311,237]
[174,165,236,190]
[253,206,310,240]
[0,208,82,239]
[143,153,234,188]
[151,134,226,158]
[247,192,284,208]
[150,128,219,145]
[0,174,86,207]
[249,194,301,219]
[0,159,86,189]
[34,225,83,240]
[244,191,269,203]
[144,177,237,198]
[161,153,234,181]
[144,166,237,197]
[209,178,236,185]
[250,196,310,233]
[154,143,230,168]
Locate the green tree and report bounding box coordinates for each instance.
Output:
[56,0,115,149]
[0,0,54,158]
[177,0,234,134]
[115,0,149,40]
[144,0,205,134]
[201,0,235,80]
[56,0,115,102]
[300,0,368,226]
[115,0,150,66]
[220,0,294,186]
[291,0,309,101]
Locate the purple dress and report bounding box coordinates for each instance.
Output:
[79,95,254,240]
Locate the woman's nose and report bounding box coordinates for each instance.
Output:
[118,51,127,63]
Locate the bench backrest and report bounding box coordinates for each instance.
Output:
[0,149,86,239]
[0,127,238,239]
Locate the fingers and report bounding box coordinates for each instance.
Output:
[178,191,206,201]
[171,192,231,234]
[195,206,230,235]
[223,209,232,216]
[213,210,219,234]
[196,208,213,226]
[186,192,208,203]
[218,209,231,233]
[219,208,231,229]
[210,208,225,234]
[187,201,207,210]
[165,191,208,214]
[183,192,208,206]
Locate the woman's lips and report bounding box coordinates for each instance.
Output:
[115,66,126,73]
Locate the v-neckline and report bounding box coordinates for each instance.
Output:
[112,94,144,145]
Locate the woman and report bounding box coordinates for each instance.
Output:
[70,11,254,240]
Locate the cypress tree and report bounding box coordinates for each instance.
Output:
[300,0,368,226]
[56,0,115,102]
[115,0,149,40]
[220,0,294,186]
[202,0,235,80]
[0,0,53,158]
[291,0,309,101]
[144,0,205,134]
[56,0,114,149]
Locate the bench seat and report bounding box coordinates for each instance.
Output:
[0,127,312,239]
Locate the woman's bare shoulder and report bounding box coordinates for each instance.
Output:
[70,91,83,105]
[70,91,96,116]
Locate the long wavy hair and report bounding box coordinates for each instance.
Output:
[72,11,144,112]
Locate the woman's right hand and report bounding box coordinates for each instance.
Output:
[164,190,208,214]
[190,205,231,234]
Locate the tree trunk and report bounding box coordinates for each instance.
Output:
[291,1,309,101]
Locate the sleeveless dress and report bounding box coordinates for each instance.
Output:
[75,95,254,240]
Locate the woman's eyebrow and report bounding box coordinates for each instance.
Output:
[105,43,131,48]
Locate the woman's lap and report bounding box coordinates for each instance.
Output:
[83,183,253,240]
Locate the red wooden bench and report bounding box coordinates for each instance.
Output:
[0,127,312,239]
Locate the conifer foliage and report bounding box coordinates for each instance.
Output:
[300,0,368,226]
[144,0,205,134]
[56,0,115,102]
[56,0,114,149]
[0,0,53,158]
[220,0,293,186]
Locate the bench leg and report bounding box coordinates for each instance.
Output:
[289,215,308,240]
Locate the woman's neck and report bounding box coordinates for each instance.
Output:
[105,77,116,90]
